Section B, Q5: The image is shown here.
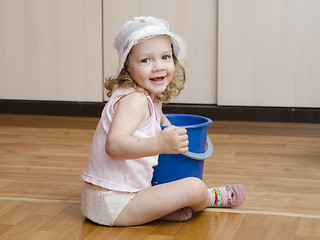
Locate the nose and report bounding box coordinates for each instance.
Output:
[153,59,165,71]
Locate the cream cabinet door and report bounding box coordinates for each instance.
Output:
[0,0,103,102]
[218,0,320,107]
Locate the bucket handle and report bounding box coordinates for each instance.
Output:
[182,136,213,160]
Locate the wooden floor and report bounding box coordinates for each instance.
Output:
[1,114,320,240]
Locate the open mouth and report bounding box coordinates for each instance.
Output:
[150,77,165,84]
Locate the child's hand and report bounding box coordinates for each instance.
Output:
[158,125,189,154]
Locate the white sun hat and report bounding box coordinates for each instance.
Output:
[113,16,187,77]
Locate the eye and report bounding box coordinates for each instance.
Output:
[141,58,150,63]
[162,55,171,60]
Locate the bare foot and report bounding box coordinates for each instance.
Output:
[159,207,193,221]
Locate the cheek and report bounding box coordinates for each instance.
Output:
[129,65,144,77]
[130,68,151,83]
[168,65,175,78]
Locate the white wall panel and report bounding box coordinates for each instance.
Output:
[218,0,320,107]
[0,0,103,102]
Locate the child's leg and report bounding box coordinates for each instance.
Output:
[208,184,246,208]
[113,177,211,226]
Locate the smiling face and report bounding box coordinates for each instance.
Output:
[126,35,175,100]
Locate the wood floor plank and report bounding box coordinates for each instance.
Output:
[25,230,60,240]
[34,202,69,216]
[1,114,320,239]
[296,218,320,238]
[263,215,301,240]
[233,214,273,240]
[0,200,19,216]
[0,224,12,236]
[201,212,245,240]
[113,226,155,240]
[39,204,83,232]
[149,220,185,238]
[0,201,44,225]
[173,212,217,240]
[83,222,124,240]
[0,214,52,240]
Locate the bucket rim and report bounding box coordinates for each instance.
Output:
[164,114,213,129]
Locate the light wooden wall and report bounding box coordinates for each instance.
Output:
[103,0,218,104]
[4,0,318,108]
[0,0,218,104]
[218,0,320,108]
[0,0,103,102]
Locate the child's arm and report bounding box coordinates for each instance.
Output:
[105,92,188,160]
[160,110,171,126]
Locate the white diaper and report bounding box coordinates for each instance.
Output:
[81,182,136,226]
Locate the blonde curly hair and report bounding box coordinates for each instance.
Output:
[105,54,186,103]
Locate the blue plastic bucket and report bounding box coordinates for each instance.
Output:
[151,114,213,186]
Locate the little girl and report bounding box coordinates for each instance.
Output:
[81,16,246,226]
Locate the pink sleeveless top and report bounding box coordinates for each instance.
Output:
[81,88,162,192]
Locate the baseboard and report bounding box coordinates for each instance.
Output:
[163,104,320,123]
[0,99,104,117]
[1,99,319,123]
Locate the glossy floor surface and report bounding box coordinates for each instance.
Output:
[1,114,320,239]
